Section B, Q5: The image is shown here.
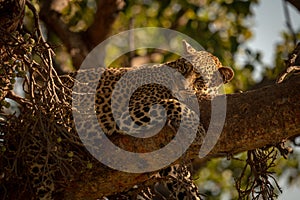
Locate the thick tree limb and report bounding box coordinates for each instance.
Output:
[63,74,300,199]
[85,0,125,50]
[287,0,300,12]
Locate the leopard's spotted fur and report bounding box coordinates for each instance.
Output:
[93,41,233,138]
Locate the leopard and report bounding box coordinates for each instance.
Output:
[92,40,233,137]
[71,40,234,200]
[17,40,233,200]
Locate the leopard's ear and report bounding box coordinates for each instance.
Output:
[218,66,234,83]
[182,40,197,55]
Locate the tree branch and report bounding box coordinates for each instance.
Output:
[63,74,300,199]
[85,0,125,50]
[286,0,300,12]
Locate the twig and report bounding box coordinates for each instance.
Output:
[277,43,300,83]
[6,91,32,106]
[282,0,297,45]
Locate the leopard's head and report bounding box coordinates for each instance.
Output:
[182,40,234,98]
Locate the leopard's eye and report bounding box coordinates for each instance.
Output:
[196,73,203,79]
[194,77,204,83]
[193,77,206,91]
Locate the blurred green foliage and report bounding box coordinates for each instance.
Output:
[60,0,96,32]
[112,0,261,92]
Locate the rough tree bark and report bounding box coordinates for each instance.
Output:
[63,73,300,199]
